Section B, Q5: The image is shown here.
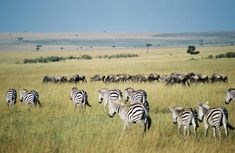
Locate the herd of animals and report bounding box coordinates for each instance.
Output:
[4,83,235,138]
[42,72,228,85]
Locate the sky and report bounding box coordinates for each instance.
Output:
[0,0,235,33]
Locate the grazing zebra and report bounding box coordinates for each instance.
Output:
[19,89,41,107]
[169,106,199,136]
[198,103,234,138]
[108,101,152,133]
[124,87,149,112]
[98,88,122,110]
[225,88,235,104]
[5,88,17,106]
[70,87,91,110]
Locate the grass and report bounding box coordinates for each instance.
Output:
[0,46,235,153]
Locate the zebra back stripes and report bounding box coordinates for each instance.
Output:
[98,88,122,110]
[19,89,41,107]
[70,87,91,110]
[108,101,151,133]
[169,106,199,136]
[5,88,17,106]
[198,103,234,137]
[124,87,149,112]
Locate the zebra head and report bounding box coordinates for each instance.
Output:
[198,103,209,122]
[108,102,118,118]
[169,106,183,124]
[98,88,107,104]
[70,87,78,100]
[19,89,28,102]
[124,87,134,101]
[225,89,235,104]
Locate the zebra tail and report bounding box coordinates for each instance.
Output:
[227,123,235,130]
[86,101,92,107]
[147,116,152,130]
[37,100,42,107]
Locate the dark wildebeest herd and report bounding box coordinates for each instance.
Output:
[42,74,87,83]
[90,73,227,85]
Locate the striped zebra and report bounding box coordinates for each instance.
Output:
[108,101,152,133]
[5,88,17,106]
[19,89,41,107]
[98,88,122,110]
[169,106,199,136]
[70,87,91,110]
[124,87,149,112]
[198,103,234,137]
[225,88,235,104]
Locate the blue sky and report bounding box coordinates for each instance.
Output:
[0,0,235,32]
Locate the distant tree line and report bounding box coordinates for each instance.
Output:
[96,54,138,59]
[23,55,92,64]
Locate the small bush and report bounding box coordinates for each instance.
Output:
[81,55,92,60]
[208,55,214,59]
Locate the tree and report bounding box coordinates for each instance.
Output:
[187,45,200,55]
[36,45,42,51]
[145,43,152,54]
[60,47,64,51]
[112,45,116,49]
[199,39,204,46]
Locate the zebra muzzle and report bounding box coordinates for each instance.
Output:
[108,114,114,118]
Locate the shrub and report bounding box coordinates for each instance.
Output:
[215,52,235,58]
[208,55,214,59]
[81,55,92,60]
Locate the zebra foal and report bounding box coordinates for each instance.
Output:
[169,106,199,136]
[70,87,91,110]
[98,88,122,111]
[19,89,41,107]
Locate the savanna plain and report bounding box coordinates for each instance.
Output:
[0,46,235,153]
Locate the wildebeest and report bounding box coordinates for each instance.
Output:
[167,73,190,86]
[211,73,228,83]
[90,74,105,82]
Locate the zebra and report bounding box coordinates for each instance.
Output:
[70,87,91,110]
[124,87,149,112]
[108,101,152,133]
[5,88,17,106]
[19,89,41,107]
[225,88,235,104]
[98,88,122,110]
[198,103,234,138]
[169,106,199,136]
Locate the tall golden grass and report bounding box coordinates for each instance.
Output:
[0,46,235,153]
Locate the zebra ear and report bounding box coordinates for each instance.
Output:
[168,107,173,112]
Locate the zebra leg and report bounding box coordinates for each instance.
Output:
[177,124,182,135]
[123,122,129,134]
[74,103,78,111]
[183,126,187,136]
[223,123,228,136]
[215,126,221,138]
[204,123,209,137]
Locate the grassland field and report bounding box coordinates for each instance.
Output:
[0,46,235,153]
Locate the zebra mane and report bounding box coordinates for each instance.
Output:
[71,87,78,91]
[199,103,210,109]
[228,88,235,92]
